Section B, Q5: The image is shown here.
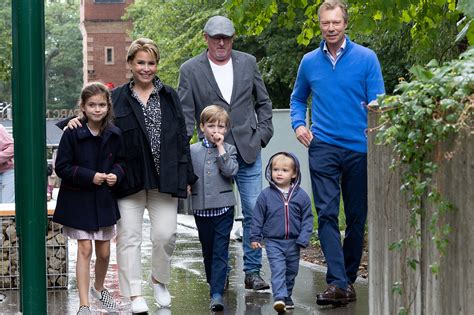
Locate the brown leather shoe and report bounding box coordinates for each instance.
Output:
[346,284,357,302]
[316,285,349,306]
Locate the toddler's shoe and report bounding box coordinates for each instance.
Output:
[76,305,91,315]
[273,300,286,313]
[150,275,171,307]
[285,296,295,309]
[210,293,224,312]
[91,286,118,312]
[130,296,149,313]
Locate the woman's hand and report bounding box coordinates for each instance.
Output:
[64,117,82,131]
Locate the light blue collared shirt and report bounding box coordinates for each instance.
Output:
[323,38,346,67]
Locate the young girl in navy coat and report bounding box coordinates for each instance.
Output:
[53,82,125,315]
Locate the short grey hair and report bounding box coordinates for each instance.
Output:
[318,0,349,24]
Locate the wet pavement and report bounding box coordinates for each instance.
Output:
[0,215,368,314]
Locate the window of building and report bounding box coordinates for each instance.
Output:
[94,0,124,3]
[105,47,114,65]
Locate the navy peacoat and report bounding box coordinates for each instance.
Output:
[53,123,125,231]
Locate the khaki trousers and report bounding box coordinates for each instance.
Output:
[116,189,178,297]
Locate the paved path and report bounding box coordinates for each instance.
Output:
[0,214,368,314]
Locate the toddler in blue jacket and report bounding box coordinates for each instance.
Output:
[250,152,313,313]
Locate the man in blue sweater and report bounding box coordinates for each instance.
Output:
[290,0,385,306]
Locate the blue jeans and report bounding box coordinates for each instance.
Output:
[266,238,300,301]
[194,209,234,296]
[309,138,367,289]
[235,153,262,273]
[0,168,15,203]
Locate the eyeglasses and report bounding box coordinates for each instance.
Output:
[208,36,233,43]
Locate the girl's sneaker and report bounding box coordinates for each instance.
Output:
[91,286,118,312]
[285,296,295,309]
[77,305,91,315]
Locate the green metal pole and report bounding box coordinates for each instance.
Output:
[12,0,47,314]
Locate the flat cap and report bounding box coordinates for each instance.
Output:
[203,16,235,37]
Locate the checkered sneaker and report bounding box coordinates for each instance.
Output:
[91,287,118,312]
[76,305,91,315]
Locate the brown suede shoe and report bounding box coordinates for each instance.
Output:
[316,284,349,306]
[346,284,357,302]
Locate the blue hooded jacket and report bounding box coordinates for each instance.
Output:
[250,152,313,247]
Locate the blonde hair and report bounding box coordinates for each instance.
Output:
[318,0,349,24]
[271,153,296,173]
[78,82,114,134]
[199,105,230,128]
[127,38,160,64]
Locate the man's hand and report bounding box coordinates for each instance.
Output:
[295,125,313,148]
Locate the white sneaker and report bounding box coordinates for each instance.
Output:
[150,276,171,307]
[131,296,149,313]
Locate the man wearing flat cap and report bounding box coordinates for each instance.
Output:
[178,15,273,292]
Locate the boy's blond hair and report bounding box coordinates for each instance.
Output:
[199,105,230,128]
[271,153,296,173]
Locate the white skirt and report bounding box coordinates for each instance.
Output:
[62,225,115,241]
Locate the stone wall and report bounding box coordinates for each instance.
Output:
[0,217,68,289]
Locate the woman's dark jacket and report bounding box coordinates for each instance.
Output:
[111,81,197,199]
[53,124,126,231]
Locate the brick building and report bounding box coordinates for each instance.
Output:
[80,0,134,87]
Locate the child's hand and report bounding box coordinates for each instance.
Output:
[187,185,191,196]
[105,173,117,186]
[251,242,262,249]
[211,133,224,147]
[93,172,107,185]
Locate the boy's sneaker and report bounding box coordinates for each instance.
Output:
[273,300,286,313]
[210,293,224,311]
[76,305,91,315]
[244,271,270,290]
[285,296,295,309]
[90,286,118,312]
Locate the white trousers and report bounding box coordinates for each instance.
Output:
[116,189,178,298]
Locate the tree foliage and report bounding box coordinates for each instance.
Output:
[227,0,471,65]
[0,0,12,102]
[0,1,82,108]
[44,2,82,109]
[125,0,224,87]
